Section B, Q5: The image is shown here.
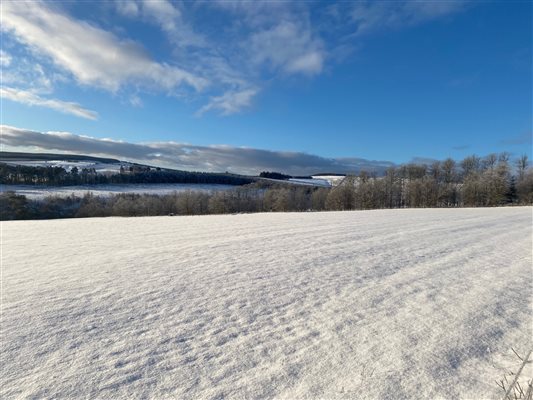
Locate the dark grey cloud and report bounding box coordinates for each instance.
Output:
[1,125,395,176]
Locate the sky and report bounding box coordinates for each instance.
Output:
[1,0,531,175]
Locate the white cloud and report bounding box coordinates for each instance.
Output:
[0,50,12,67]
[115,1,325,113]
[1,125,395,175]
[404,1,466,19]
[129,94,143,108]
[116,0,205,48]
[350,0,466,36]
[1,56,55,94]
[286,51,324,75]
[115,0,140,18]
[141,0,180,31]
[1,1,207,93]
[248,20,324,76]
[1,87,98,120]
[1,1,469,117]
[197,88,259,116]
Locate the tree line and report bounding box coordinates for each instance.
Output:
[1,153,531,220]
[0,163,254,186]
[0,184,319,220]
[325,154,532,210]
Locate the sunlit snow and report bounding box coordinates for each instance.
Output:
[2,208,531,399]
[0,184,234,199]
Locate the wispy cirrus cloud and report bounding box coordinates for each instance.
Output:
[196,88,259,117]
[113,0,327,114]
[1,87,98,120]
[1,0,207,93]
[115,0,206,48]
[0,50,12,67]
[1,52,56,94]
[1,0,470,118]
[1,125,395,175]
[248,20,324,76]
[349,0,467,36]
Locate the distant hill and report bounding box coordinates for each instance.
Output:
[0,151,255,186]
[0,151,341,188]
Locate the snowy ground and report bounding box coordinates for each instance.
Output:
[311,175,346,186]
[0,183,234,199]
[285,176,346,187]
[1,208,532,399]
[288,178,332,187]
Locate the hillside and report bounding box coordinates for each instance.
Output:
[0,151,340,189]
[0,151,255,187]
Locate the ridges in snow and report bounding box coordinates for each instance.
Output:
[1,208,532,399]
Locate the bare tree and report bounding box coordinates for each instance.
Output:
[482,153,498,171]
[516,155,529,180]
[461,155,481,177]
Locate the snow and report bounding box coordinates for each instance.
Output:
[3,160,127,173]
[0,183,234,199]
[286,176,346,187]
[288,178,331,187]
[1,207,532,399]
[311,175,346,186]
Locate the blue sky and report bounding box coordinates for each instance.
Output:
[1,0,531,174]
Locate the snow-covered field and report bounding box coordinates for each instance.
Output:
[286,176,346,187]
[311,175,346,186]
[1,183,234,199]
[2,208,532,399]
[2,160,127,173]
[288,178,332,187]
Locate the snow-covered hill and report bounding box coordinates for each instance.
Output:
[0,152,127,173]
[2,208,531,399]
[286,176,346,187]
[2,159,128,173]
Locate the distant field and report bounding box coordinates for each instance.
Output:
[0,183,234,199]
[2,208,532,399]
[2,159,126,173]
